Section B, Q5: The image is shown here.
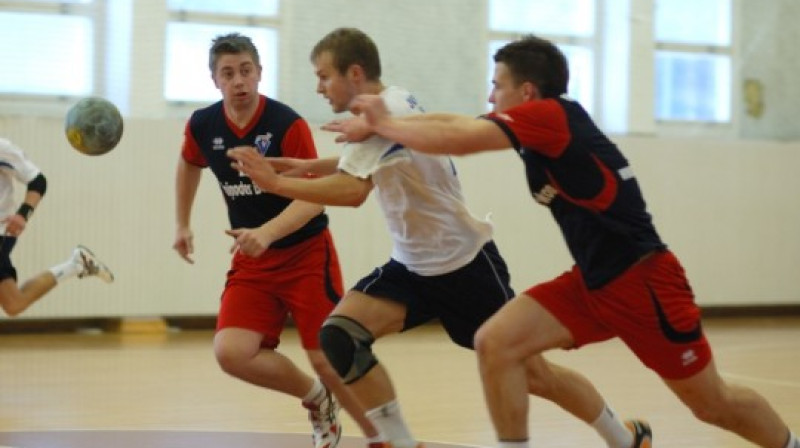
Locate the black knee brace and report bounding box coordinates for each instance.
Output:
[319,315,378,384]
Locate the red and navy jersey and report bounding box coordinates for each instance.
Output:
[486,97,666,289]
[182,95,328,248]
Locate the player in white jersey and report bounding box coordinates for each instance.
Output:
[339,85,493,275]
[0,138,113,317]
[228,28,645,448]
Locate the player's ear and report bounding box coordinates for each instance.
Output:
[521,81,541,101]
[347,64,365,82]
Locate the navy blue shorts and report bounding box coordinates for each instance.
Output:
[352,241,514,348]
[0,236,18,281]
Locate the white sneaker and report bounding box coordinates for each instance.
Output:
[303,388,341,448]
[73,245,114,283]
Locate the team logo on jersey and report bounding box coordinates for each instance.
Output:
[254,133,273,156]
[212,137,225,151]
[406,94,425,112]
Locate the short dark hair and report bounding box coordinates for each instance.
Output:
[310,27,381,80]
[209,33,260,73]
[494,35,569,98]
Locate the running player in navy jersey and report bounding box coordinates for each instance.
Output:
[172,32,380,448]
[326,34,799,448]
[0,137,113,318]
[229,28,651,448]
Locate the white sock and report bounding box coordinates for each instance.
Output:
[302,378,326,405]
[366,433,386,444]
[365,400,416,448]
[784,431,800,448]
[48,258,82,283]
[498,442,529,448]
[591,405,633,448]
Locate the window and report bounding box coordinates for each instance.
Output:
[0,2,94,97]
[164,0,280,103]
[654,0,732,122]
[487,0,596,114]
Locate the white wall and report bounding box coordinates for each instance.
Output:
[0,115,798,320]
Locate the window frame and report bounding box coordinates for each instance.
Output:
[163,3,282,109]
[0,0,98,112]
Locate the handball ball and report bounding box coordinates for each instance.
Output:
[64,97,124,156]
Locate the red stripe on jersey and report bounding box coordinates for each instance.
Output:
[281,118,319,159]
[548,153,618,212]
[181,120,207,167]
[490,99,570,158]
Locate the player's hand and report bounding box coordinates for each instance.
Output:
[1,214,27,237]
[322,116,372,143]
[225,227,270,258]
[227,146,279,191]
[173,227,195,264]
[349,94,391,127]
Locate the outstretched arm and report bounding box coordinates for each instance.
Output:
[270,156,340,177]
[227,147,373,207]
[325,94,515,156]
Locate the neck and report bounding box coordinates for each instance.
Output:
[363,81,385,95]
[224,96,259,127]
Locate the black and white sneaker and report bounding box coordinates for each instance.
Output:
[74,245,115,283]
[624,419,652,448]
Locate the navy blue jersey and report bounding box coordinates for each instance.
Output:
[487,97,666,288]
[182,95,328,248]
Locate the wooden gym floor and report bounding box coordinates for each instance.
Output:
[1,316,799,447]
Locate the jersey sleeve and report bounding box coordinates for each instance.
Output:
[0,138,41,184]
[281,119,318,160]
[337,87,416,179]
[180,120,208,167]
[486,99,570,158]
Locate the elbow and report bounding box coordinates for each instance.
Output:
[337,183,370,207]
[340,191,369,208]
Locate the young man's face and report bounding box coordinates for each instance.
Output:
[489,62,530,113]
[213,53,262,108]
[313,51,358,114]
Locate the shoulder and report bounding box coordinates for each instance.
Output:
[382,86,425,116]
[0,137,24,159]
[264,96,302,120]
[188,101,223,126]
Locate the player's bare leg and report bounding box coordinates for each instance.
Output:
[0,274,55,316]
[0,245,113,317]
[666,360,796,448]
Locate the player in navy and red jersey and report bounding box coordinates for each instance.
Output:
[326,35,799,448]
[173,32,380,448]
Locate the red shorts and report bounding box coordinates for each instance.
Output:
[216,229,343,350]
[527,250,711,380]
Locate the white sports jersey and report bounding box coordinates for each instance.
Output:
[0,138,42,234]
[338,86,492,276]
